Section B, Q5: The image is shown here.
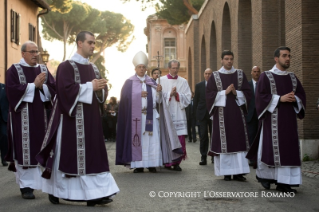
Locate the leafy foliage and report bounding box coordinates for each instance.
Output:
[41,1,134,62]
[156,0,205,25]
[47,0,73,14]
[120,0,205,25]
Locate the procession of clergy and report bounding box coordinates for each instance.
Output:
[3,30,305,206]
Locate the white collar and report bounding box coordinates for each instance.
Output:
[70,53,90,65]
[270,65,289,75]
[218,66,236,74]
[19,58,39,67]
[252,79,257,83]
[136,75,145,81]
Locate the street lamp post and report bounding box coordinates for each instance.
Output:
[41,50,50,65]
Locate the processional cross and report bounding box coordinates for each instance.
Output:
[153,51,163,141]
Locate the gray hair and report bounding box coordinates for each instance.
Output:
[168,59,180,68]
[21,41,37,52]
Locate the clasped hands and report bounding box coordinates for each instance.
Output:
[34,73,46,89]
[280,91,296,102]
[92,79,108,91]
[170,86,177,97]
[225,84,237,96]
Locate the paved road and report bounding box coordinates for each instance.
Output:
[1,141,319,212]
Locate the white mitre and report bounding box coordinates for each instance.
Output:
[132,51,148,67]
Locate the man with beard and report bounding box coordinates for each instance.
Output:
[247,46,306,193]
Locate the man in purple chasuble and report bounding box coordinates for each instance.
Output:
[5,41,56,199]
[247,47,306,193]
[36,31,119,206]
[159,60,192,171]
[116,51,165,173]
[116,51,184,173]
[206,50,252,181]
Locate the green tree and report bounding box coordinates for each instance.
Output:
[156,0,205,25]
[41,1,99,61]
[41,1,134,63]
[47,0,73,14]
[120,0,204,24]
[68,10,134,63]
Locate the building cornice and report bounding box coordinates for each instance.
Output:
[30,0,51,10]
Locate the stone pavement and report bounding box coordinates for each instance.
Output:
[302,160,319,179]
[0,141,319,212]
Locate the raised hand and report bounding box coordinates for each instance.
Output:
[170,87,177,97]
[34,73,46,88]
[226,84,235,95]
[92,79,107,91]
[157,84,162,92]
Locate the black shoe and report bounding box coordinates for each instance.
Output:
[276,184,297,193]
[49,194,59,204]
[148,167,157,173]
[165,166,172,170]
[233,174,246,181]
[22,191,35,199]
[87,198,113,206]
[211,157,214,163]
[2,161,8,166]
[224,175,231,181]
[199,160,207,165]
[193,139,197,143]
[188,139,192,143]
[173,165,182,171]
[133,168,144,173]
[260,181,271,190]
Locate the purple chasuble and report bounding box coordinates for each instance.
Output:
[246,72,306,167]
[36,61,109,177]
[206,70,252,155]
[5,64,56,168]
[129,75,154,161]
[116,75,184,165]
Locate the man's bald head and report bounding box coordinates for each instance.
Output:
[204,68,213,81]
[251,66,261,81]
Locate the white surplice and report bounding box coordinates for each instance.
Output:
[41,53,119,200]
[130,75,163,168]
[212,66,250,176]
[159,75,191,135]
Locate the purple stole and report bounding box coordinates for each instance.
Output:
[129,75,156,161]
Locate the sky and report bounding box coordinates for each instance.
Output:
[41,0,158,100]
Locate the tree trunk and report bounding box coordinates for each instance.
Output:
[183,0,198,14]
[63,37,66,61]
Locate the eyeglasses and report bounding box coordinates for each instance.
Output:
[24,50,40,55]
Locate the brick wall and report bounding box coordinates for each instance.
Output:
[301,0,319,138]
[185,0,319,139]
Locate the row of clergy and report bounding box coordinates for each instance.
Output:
[3,30,305,206]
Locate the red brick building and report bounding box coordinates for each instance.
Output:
[185,0,319,158]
